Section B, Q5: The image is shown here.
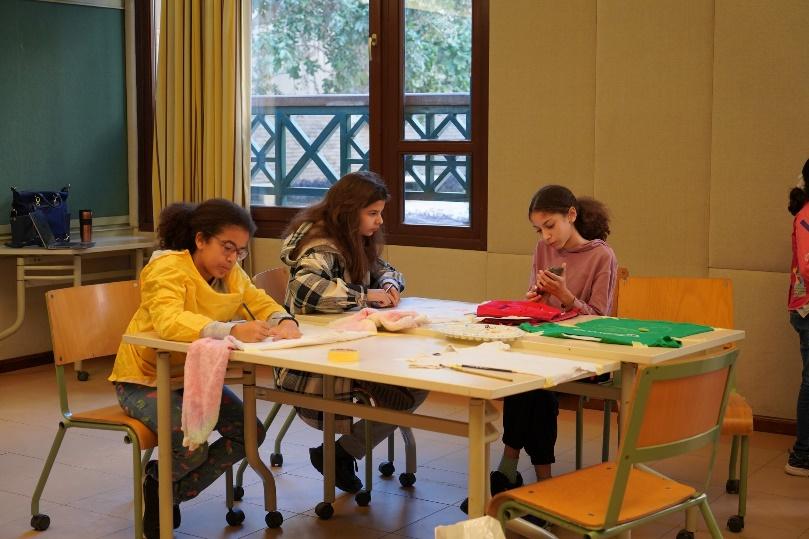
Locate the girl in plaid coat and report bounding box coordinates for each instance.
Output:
[277,171,427,493]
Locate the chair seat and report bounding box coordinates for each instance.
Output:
[488,462,695,529]
[721,392,753,436]
[72,405,158,450]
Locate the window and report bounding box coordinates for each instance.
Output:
[250,0,488,249]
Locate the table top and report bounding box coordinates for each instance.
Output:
[0,235,154,256]
[123,327,620,401]
[295,297,746,366]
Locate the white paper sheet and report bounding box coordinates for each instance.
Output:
[231,325,373,351]
[392,297,478,323]
[401,341,605,387]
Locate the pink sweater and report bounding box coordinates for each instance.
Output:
[530,239,617,315]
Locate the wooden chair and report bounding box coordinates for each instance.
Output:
[572,266,630,469]
[617,276,751,533]
[490,347,739,539]
[31,281,153,537]
[233,268,419,506]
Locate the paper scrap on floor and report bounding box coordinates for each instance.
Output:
[402,341,608,387]
[230,323,374,351]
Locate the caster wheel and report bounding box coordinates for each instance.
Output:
[233,485,244,501]
[76,371,89,381]
[378,461,395,477]
[265,510,283,528]
[270,453,284,467]
[355,490,371,506]
[315,502,334,520]
[225,508,245,526]
[31,514,50,531]
[399,472,416,487]
[726,478,740,494]
[727,515,744,533]
[676,531,695,539]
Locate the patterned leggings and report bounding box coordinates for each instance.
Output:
[114,382,266,503]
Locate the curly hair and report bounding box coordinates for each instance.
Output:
[527,184,611,241]
[788,159,809,216]
[157,199,256,253]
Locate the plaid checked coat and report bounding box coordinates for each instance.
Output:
[277,221,406,432]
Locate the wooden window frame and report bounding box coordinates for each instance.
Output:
[136,1,488,249]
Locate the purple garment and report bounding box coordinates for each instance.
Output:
[530,239,617,315]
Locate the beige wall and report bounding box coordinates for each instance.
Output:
[4,1,809,421]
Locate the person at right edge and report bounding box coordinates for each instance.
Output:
[786,157,809,477]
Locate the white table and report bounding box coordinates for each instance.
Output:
[123,326,620,538]
[0,235,153,377]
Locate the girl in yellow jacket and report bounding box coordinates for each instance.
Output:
[109,199,299,538]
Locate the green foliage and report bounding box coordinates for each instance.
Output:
[251,0,471,95]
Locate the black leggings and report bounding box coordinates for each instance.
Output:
[502,389,558,465]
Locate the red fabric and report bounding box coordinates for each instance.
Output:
[476,300,579,323]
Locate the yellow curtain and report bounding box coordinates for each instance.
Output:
[152,0,252,223]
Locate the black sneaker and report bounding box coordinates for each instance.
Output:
[143,461,181,539]
[309,444,363,493]
[785,450,809,477]
[459,470,524,514]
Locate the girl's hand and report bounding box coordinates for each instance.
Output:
[384,284,401,306]
[525,285,542,302]
[367,289,394,308]
[269,319,301,341]
[231,320,272,343]
[536,263,574,304]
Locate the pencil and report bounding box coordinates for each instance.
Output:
[441,364,513,382]
[242,303,257,321]
[460,364,515,374]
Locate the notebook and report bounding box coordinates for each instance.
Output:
[29,209,94,249]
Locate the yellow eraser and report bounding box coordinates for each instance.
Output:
[328,348,359,362]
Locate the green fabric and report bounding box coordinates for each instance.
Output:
[519,317,713,348]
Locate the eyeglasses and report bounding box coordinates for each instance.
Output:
[213,237,249,261]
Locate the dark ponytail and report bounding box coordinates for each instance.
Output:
[788,159,809,216]
[528,184,611,241]
[157,198,256,252]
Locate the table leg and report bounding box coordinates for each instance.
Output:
[322,375,336,501]
[467,398,488,518]
[0,258,26,341]
[243,382,279,512]
[134,248,145,275]
[616,362,637,539]
[156,351,173,539]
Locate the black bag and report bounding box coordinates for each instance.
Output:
[8,185,71,247]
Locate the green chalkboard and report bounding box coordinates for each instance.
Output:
[0,0,128,226]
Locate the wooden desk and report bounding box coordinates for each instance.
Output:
[123,327,619,538]
[0,235,153,378]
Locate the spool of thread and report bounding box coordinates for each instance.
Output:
[79,209,93,243]
[327,348,359,362]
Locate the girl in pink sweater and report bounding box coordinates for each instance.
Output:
[462,185,617,514]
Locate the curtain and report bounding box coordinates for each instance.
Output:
[152,0,251,223]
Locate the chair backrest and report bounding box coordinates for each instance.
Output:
[609,267,630,316]
[253,267,289,304]
[46,280,141,365]
[616,276,734,328]
[604,347,738,527]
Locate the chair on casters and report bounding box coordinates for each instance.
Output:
[31,280,243,537]
[572,266,629,469]
[617,275,750,533]
[490,347,739,539]
[232,267,418,507]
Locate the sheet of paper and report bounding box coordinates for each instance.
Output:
[401,341,605,387]
[231,324,373,351]
[393,297,478,323]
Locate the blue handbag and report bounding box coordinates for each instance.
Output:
[8,185,71,247]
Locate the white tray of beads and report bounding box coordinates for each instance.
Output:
[434,322,527,343]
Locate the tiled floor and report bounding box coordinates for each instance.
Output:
[1,359,807,539]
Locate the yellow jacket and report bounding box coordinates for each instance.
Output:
[109,250,286,386]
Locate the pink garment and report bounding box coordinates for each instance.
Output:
[531,239,617,315]
[328,308,428,333]
[181,337,236,451]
